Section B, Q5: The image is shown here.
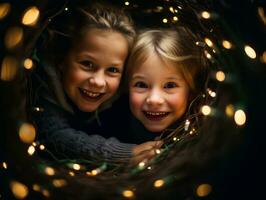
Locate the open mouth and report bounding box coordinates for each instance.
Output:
[143,111,170,121]
[79,88,104,102]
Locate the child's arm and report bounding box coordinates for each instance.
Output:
[34,100,137,162]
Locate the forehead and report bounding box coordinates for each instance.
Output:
[73,28,129,53]
[131,53,184,79]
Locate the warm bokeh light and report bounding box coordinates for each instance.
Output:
[222,40,232,49]
[169,6,174,13]
[2,162,8,169]
[162,18,168,23]
[216,71,226,82]
[204,50,212,59]
[41,189,50,198]
[122,190,134,198]
[22,6,40,26]
[154,179,165,188]
[201,105,211,115]
[69,171,75,176]
[52,179,67,188]
[225,104,234,117]
[1,56,18,81]
[32,184,41,192]
[234,109,246,126]
[196,184,212,197]
[10,181,28,199]
[124,1,130,6]
[173,16,178,21]
[27,145,35,155]
[39,144,45,150]
[23,58,34,69]
[45,167,55,176]
[4,26,23,49]
[73,164,81,170]
[19,123,36,144]
[201,11,211,19]
[244,45,256,59]
[204,38,213,47]
[258,7,266,25]
[0,3,10,20]
[260,51,266,64]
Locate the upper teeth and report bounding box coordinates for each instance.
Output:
[146,112,167,116]
[82,89,101,97]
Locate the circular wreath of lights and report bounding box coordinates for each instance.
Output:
[1,0,265,199]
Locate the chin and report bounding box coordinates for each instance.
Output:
[145,125,165,133]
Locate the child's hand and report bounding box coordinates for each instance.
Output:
[130,141,163,165]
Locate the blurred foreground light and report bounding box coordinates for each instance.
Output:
[22,6,40,26]
[4,27,23,49]
[154,179,165,188]
[122,190,134,198]
[204,50,212,59]
[32,184,41,192]
[0,3,11,20]
[41,189,50,198]
[216,71,225,82]
[1,56,18,81]
[201,105,211,115]
[124,1,130,6]
[10,181,28,199]
[23,58,33,69]
[201,11,211,19]
[244,45,256,59]
[173,16,178,21]
[234,109,246,126]
[19,123,36,144]
[196,183,212,197]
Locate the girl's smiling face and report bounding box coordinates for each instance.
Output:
[62,28,129,112]
[129,53,190,133]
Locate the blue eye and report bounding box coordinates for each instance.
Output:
[134,81,148,88]
[164,82,178,88]
[107,67,120,74]
[80,60,94,70]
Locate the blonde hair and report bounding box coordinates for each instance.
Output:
[126,28,207,93]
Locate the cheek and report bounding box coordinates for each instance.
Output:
[129,92,143,113]
[107,78,121,95]
[169,93,189,114]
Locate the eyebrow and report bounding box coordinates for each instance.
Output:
[131,74,146,80]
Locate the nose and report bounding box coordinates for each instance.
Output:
[88,71,106,88]
[146,89,164,106]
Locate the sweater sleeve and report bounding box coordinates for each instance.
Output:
[34,100,136,162]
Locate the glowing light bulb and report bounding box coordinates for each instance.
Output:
[204,38,213,47]
[222,40,232,49]
[154,179,165,188]
[216,71,225,82]
[201,105,211,115]
[73,164,81,170]
[234,109,246,126]
[122,190,134,198]
[23,58,33,69]
[27,145,35,155]
[201,11,211,19]
[244,45,256,59]
[162,18,168,23]
[45,167,55,176]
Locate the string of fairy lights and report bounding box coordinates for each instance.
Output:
[1,0,265,199]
